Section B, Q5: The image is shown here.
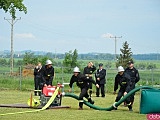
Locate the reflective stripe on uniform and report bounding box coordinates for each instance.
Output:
[79,100,83,102]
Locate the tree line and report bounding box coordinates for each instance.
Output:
[0,41,157,73]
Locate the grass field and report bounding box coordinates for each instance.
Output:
[0,60,159,120]
[0,90,147,120]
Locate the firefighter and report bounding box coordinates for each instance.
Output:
[69,66,99,110]
[125,60,140,110]
[83,62,96,97]
[34,62,42,96]
[95,63,106,97]
[113,66,132,111]
[41,59,54,86]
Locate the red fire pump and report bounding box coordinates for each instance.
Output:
[40,84,63,107]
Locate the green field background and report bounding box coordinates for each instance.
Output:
[0,59,160,120]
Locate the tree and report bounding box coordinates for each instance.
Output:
[71,49,78,67]
[63,49,78,73]
[105,62,112,69]
[116,41,133,68]
[0,58,7,66]
[147,63,156,70]
[135,63,146,70]
[63,50,72,67]
[16,59,23,67]
[23,52,37,65]
[0,0,27,19]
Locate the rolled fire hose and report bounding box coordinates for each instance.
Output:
[64,86,154,111]
[0,87,60,116]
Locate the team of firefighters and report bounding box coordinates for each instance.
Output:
[34,59,140,111]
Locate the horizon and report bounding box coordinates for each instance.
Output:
[0,49,160,55]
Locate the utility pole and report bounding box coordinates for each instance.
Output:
[4,17,21,74]
[110,36,122,61]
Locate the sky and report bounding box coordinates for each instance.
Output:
[0,0,160,54]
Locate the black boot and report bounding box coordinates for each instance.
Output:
[89,89,92,97]
[88,98,94,104]
[34,92,37,96]
[128,105,133,111]
[79,102,83,110]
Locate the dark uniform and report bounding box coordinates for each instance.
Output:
[95,67,106,97]
[34,66,42,96]
[83,65,96,97]
[41,65,54,86]
[125,66,140,105]
[114,72,132,110]
[69,73,96,109]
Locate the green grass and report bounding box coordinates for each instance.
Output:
[0,90,147,120]
[0,60,159,119]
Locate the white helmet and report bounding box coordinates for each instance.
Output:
[73,66,80,72]
[118,66,124,72]
[45,59,52,65]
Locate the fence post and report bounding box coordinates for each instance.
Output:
[150,68,154,86]
[19,66,22,90]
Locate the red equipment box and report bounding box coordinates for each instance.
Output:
[43,86,57,96]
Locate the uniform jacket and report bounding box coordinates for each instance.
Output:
[95,69,106,84]
[34,66,42,77]
[125,67,140,83]
[83,65,96,78]
[41,65,54,85]
[114,72,131,93]
[69,73,96,89]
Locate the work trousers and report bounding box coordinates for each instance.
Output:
[96,84,105,97]
[115,88,131,104]
[34,76,42,95]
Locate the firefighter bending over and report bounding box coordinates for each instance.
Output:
[113,66,132,111]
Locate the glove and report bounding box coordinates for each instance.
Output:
[113,91,116,95]
[123,92,127,96]
[96,84,99,88]
[68,88,72,92]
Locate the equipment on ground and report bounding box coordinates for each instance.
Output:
[40,85,62,107]
[27,84,63,108]
[140,89,160,114]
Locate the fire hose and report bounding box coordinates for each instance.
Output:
[64,86,154,111]
[0,87,60,116]
[0,86,156,116]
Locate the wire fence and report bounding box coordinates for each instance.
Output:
[0,65,160,92]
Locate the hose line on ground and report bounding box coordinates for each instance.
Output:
[0,87,59,116]
[64,86,154,111]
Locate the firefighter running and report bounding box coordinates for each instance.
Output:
[69,66,99,110]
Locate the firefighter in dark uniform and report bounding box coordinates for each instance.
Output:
[113,66,132,111]
[41,59,54,87]
[34,62,42,96]
[69,66,99,110]
[125,60,140,110]
[83,62,96,97]
[95,63,106,97]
